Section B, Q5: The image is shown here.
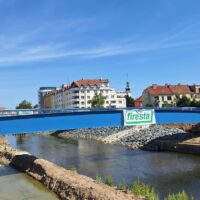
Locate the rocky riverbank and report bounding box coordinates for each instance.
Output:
[0,138,143,200]
[53,125,192,150]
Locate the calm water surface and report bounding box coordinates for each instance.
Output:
[0,164,58,200]
[6,135,200,199]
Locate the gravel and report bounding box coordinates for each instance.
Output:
[54,125,189,150]
[57,126,131,139]
[120,125,188,149]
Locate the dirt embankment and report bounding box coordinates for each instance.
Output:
[163,123,200,133]
[0,139,144,200]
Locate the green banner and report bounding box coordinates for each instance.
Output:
[123,109,156,126]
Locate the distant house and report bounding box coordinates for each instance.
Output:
[0,107,7,110]
[135,96,142,108]
[142,84,200,107]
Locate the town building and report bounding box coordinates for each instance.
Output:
[135,96,142,108]
[38,87,57,109]
[41,79,130,109]
[142,84,200,107]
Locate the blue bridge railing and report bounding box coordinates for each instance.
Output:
[0,107,200,117]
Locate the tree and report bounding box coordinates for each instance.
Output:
[145,103,153,107]
[89,93,106,108]
[33,104,39,109]
[162,101,175,108]
[16,100,32,109]
[125,95,135,107]
[176,95,191,107]
[190,99,200,107]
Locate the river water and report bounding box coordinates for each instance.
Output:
[0,164,58,199]
[6,135,200,199]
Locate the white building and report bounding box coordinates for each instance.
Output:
[43,79,128,109]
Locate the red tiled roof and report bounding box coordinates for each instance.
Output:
[147,85,173,95]
[72,79,109,87]
[146,84,193,95]
[0,107,7,110]
[43,79,109,96]
[169,85,192,94]
[135,96,142,102]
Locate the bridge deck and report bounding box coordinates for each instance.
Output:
[0,108,200,135]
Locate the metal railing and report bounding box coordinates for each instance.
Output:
[0,108,125,117]
[0,107,200,117]
[154,107,200,112]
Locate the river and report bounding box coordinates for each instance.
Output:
[0,164,58,199]
[6,135,200,199]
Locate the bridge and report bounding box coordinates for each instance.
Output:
[0,108,200,135]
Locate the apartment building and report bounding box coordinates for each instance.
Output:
[142,84,200,107]
[38,87,57,109]
[42,79,128,109]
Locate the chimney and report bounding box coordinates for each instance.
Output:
[152,84,157,89]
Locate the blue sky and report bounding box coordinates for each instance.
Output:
[1,0,200,108]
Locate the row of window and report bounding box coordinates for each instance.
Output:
[155,96,172,101]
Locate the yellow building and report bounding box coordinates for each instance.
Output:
[43,93,53,109]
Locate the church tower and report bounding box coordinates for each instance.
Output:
[125,81,131,96]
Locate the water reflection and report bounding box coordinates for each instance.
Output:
[7,135,200,199]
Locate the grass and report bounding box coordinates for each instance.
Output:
[95,174,102,183]
[118,180,127,190]
[105,176,113,186]
[165,191,194,200]
[68,170,195,200]
[130,180,157,200]
[69,165,77,172]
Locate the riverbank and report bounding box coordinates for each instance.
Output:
[52,124,200,154]
[0,137,143,200]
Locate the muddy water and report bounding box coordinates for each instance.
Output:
[0,164,58,200]
[7,135,200,199]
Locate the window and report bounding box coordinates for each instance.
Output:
[119,101,122,104]
[81,96,84,99]
[87,90,90,93]
[106,101,109,104]
[167,96,172,101]
[81,91,84,94]
[111,95,115,98]
[87,96,90,99]
[81,102,84,105]
[162,96,164,101]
